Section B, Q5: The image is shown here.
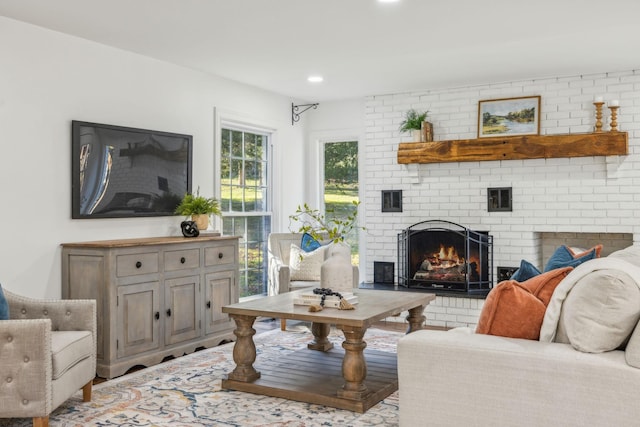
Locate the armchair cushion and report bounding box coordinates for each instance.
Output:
[50,330,93,380]
[0,285,8,320]
[289,244,326,281]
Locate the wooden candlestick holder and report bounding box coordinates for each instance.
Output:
[593,101,604,132]
[608,105,619,132]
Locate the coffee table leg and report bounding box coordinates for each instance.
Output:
[337,325,370,400]
[406,304,426,333]
[308,322,334,351]
[227,314,261,382]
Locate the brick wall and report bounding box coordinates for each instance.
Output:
[365,69,640,328]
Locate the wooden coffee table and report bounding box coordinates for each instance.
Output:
[221,289,435,412]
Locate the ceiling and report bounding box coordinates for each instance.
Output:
[2,0,640,102]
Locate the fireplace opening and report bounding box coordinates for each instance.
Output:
[398,220,493,294]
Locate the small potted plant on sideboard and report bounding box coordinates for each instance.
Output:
[175,188,221,231]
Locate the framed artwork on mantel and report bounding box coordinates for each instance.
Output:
[478,95,541,138]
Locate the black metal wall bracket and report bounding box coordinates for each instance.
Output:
[291,102,319,125]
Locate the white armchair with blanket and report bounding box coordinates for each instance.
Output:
[267,233,359,329]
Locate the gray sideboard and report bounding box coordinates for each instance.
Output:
[61,235,239,379]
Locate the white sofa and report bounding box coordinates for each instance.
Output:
[398,245,640,427]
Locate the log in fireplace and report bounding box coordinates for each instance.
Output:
[397,220,493,294]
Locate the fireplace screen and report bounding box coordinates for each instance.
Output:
[398,220,493,294]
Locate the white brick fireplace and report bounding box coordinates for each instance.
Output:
[364,69,640,329]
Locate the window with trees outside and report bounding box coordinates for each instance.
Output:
[220,127,271,298]
[323,140,359,265]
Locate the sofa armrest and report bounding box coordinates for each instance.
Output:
[398,330,640,427]
[0,319,52,418]
[5,290,96,334]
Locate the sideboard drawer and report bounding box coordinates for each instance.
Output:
[164,248,200,271]
[116,252,159,277]
[204,245,236,267]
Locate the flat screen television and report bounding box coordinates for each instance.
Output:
[71,120,192,219]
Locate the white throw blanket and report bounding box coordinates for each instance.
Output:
[539,257,640,342]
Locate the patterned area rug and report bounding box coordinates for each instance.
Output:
[2,326,403,426]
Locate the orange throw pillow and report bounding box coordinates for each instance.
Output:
[519,266,574,306]
[476,281,546,340]
[568,244,603,258]
[476,267,574,340]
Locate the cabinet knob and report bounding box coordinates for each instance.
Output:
[206,301,211,309]
[135,261,142,269]
[218,252,223,259]
[180,257,186,264]
[155,312,160,320]
[166,308,172,317]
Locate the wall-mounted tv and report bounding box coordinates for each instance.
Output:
[72,121,192,219]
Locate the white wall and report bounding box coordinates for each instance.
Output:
[0,17,306,298]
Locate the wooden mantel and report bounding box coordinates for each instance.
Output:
[397,132,628,164]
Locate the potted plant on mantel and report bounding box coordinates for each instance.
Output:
[175,188,221,231]
[399,108,431,142]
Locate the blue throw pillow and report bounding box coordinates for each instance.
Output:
[300,233,322,252]
[0,284,9,320]
[510,259,541,282]
[544,245,596,272]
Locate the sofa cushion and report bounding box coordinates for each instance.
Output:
[559,269,640,353]
[476,267,573,340]
[609,245,640,268]
[510,259,541,282]
[544,245,598,272]
[50,330,93,380]
[519,266,573,306]
[476,281,546,340]
[289,244,326,281]
[625,323,640,368]
[568,244,603,258]
[0,284,8,320]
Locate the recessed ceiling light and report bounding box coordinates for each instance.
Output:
[307,75,324,83]
[378,0,400,3]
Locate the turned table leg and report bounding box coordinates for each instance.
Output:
[337,325,370,400]
[227,314,261,382]
[406,304,426,333]
[308,322,334,351]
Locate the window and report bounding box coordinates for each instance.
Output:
[220,127,271,298]
[322,140,359,265]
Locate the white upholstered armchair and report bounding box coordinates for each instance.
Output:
[0,288,96,427]
[267,233,359,329]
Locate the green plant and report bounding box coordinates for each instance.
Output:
[174,188,221,217]
[399,108,429,132]
[289,201,364,244]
